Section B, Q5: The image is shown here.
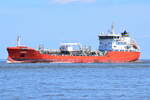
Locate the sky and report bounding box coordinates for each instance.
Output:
[0,0,150,59]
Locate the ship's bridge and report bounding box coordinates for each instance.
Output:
[98,34,121,40]
[98,24,139,52]
[98,33,123,51]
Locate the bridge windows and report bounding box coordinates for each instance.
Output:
[117,42,126,45]
[99,36,120,39]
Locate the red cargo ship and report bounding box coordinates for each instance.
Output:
[7,25,140,63]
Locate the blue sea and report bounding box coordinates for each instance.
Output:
[0,60,150,100]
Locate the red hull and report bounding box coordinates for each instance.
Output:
[7,46,140,63]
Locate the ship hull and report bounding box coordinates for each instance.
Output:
[7,46,140,63]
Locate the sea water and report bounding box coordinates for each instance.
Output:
[0,60,150,100]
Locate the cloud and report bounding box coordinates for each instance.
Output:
[52,0,96,4]
[50,0,150,5]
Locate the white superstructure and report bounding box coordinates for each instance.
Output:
[98,24,140,52]
[60,43,81,52]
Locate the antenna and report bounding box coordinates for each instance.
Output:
[111,23,115,34]
[122,25,125,32]
[17,36,21,46]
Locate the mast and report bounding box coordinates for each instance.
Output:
[111,23,115,34]
[17,36,21,46]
